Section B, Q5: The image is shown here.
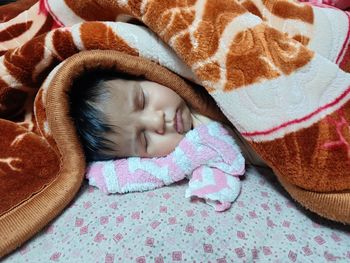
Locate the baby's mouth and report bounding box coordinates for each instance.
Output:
[174,109,184,134]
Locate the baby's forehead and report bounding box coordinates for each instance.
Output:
[102,79,137,110]
[104,78,137,89]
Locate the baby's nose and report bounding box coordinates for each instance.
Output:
[145,110,165,135]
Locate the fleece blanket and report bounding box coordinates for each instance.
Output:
[1,0,350,257]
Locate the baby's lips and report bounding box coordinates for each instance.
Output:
[173,112,177,132]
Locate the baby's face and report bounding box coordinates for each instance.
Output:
[101,79,193,158]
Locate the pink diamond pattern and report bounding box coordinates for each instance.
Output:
[314,235,326,245]
[261,203,269,211]
[261,191,269,197]
[75,218,84,227]
[163,193,171,199]
[237,201,244,207]
[150,220,161,229]
[79,225,88,235]
[159,206,167,213]
[302,246,313,256]
[109,202,118,209]
[234,247,245,258]
[206,226,215,235]
[282,220,291,228]
[155,256,164,263]
[172,251,182,261]
[203,244,213,253]
[113,233,123,243]
[263,246,272,256]
[331,232,342,242]
[168,217,176,224]
[235,214,243,222]
[100,216,109,225]
[237,231,246,239]
[185,224,194,233]
[50,252,61,261]
[249,211,257,218]
[105,253,114,263]
[116,215,124,224]
[324,251,341,261]
[200,210,208,217]
[251,248,259,260]
[145,237,154,246]
[132,212,140,220]
[288,250,297,262]
[286,234,297,242]
[186,210,194,217]
[274,203,282,212]
[83,201,92,209]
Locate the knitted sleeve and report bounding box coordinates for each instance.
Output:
[86,121,245,211]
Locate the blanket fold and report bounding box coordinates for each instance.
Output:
[2,0,350,257]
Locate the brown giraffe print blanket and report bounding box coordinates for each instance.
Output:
[1,0,350,257]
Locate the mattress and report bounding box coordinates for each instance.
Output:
[3,166,350,262]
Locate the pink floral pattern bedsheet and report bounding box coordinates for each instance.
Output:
[3,166,350,262]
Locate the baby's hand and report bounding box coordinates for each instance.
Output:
[185,166,242,212]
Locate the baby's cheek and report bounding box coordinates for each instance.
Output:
[149,133,184,157]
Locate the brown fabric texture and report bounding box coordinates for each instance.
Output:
[1,0,350,257]
[0,0,38,23]
[277,172,350,224]
[251,103,350,193]
[0,52,86,258]
[0,120,60,216]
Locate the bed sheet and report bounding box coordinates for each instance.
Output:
[3,166,350,262]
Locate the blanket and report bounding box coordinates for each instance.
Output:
[1,0,350,257]
[299,0,350,9]
[86,121,245,212]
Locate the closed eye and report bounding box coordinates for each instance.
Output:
[142,132,148,150]
[134,84,145,111]
[141,88,146,109]
[138,85,145,110]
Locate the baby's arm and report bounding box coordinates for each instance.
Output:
[86,156,187,194]
[86,121,246,211]
[193,111,267,167]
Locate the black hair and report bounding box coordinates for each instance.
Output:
[69,69,137,162]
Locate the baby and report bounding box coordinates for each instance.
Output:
[69,70,265,211]
[69,69,264,164]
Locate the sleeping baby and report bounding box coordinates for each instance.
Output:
[69,70,265,211]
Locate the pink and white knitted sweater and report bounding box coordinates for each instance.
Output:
[86,122,245,211]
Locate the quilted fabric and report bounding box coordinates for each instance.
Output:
[3,167,350,262]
